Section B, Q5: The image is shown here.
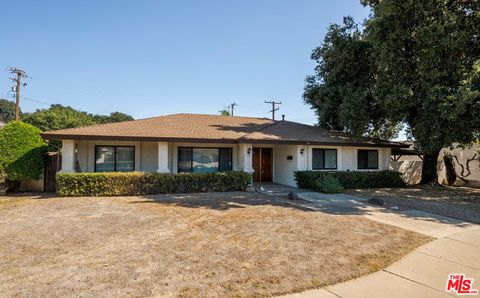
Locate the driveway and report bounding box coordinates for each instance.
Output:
[279,191,480,298]
[296,192,478,238]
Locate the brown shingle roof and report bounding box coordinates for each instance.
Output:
[41,113,407,148]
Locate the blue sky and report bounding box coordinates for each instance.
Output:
[0,0,370,125]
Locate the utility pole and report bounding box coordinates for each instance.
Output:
[265,100,281,120]
[8,67,28,121]
[229,102,237,116]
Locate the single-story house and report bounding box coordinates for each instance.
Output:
[41,113,408,187]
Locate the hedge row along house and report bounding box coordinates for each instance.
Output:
[41,113,407,187]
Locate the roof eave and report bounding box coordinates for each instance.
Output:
[41,133,408,148]
[40,133,239,144]
[239,138,408,148]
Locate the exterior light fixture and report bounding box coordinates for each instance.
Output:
[247,148,252,155]
[300,148,305,156]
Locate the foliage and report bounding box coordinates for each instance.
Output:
[92,112,134,124]
[0,121,47,182]
[312,174,344,193]
[304,1,480,183]
[0,99,20,123]
[303,17,400,139]
[363,0,480,151]
[295,170,405,190]
[219,109,231,116]
[22,104,134,132]
[56,171,252,196]
[22,104,134,151]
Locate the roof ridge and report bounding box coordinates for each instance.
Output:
[174,113,272,121]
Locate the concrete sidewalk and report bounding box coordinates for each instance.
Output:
[282,228,480,298]
[280,192,480,298]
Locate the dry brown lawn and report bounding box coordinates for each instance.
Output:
[0,192,430,297]
[346,186,480,223]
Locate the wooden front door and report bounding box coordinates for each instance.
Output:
[252,148,272,182]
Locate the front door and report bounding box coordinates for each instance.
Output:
[252,148,272,182]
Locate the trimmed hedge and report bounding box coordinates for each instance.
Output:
[313,175,344,193]
[294,170,405,190]
[56,171,252,196]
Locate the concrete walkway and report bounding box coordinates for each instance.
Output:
[268,188,480,297]
[284,228,480,298]
[297,192,478,238]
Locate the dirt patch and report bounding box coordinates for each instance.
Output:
[346,186,480,223]
[0,192,430,297]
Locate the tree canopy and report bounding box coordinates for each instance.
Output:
[304,17,399,139]
[304,0,480,183]
[22,104,133,132]
[219,109,231,116]
[0,99,19,123]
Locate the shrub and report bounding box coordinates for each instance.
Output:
[0,121,47,183]
[294,170,404,190]
[56,171,252,196]
[313,174,344,193]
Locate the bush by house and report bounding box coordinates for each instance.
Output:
[295,170,405,191]
[56,171,252,196]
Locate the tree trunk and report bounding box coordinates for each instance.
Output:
[443,153,457,186]
[420,150,440,184]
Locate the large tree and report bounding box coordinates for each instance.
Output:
[363,0,480,183]
[305,1,480,184]
[304,17,400,139]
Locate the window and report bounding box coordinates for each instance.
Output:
[312,149,337,170]
[178,147,232,173]
[357,149,378,169]
[95,146,135,172]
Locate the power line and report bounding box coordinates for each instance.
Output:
[264,100,282,120]
[21,96,51,106]
[7,67,29,121]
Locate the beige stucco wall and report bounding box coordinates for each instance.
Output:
[71,140,394,188]
[74,140,239,173]
[140,142,159,172]
[273,145,392,187]
[392,145,479,187]
[19,175,44,192]
[390,160,423,185]
[273,145,298,187]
